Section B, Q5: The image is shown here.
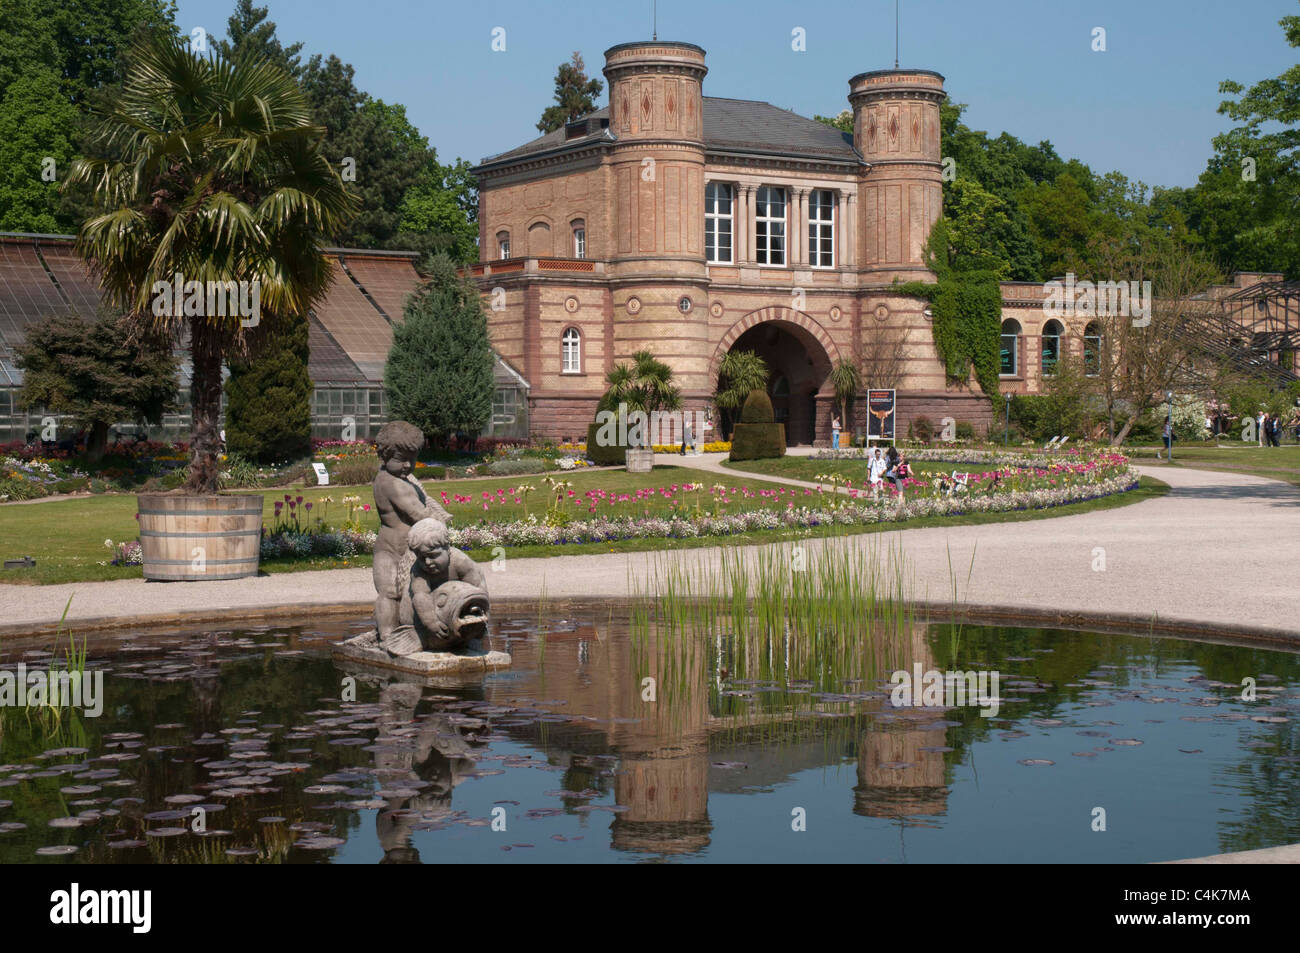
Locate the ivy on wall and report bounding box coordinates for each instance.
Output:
[894,218,1004,402]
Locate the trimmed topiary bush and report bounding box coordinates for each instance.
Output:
[740,388,775,423]
[586,421,629,466]
[730,422,786,461]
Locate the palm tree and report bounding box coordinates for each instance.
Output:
[714,349,770,412]
[830,359,862,432]
[599,350,681,447]
[66,35,358,492]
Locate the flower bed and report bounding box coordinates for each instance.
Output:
[448,467,1139,550]
[813,446,1108,467]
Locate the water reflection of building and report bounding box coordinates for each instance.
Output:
[853,623,950,819]
[488,616,954,855]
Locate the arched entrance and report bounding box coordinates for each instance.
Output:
[711,308,838,446]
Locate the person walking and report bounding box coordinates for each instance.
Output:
[1271,414,1283,447]
[681,418,693,455]
[1257,410,1267,447]
[1159,416,1172,459]
[885,444,905,496]
[831,415,841,451]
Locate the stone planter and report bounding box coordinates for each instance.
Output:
[625,448,655,473]
[137,493,264,581]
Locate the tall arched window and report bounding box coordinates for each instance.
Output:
[1041,319,1064,375]
[1084,321,1102,377]
[571,219,586,259]
[561,327,581,374]
[1000,319,1022,377]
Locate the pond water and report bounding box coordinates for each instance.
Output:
[0,613,1297,863]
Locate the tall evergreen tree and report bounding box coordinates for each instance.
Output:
[537,52,603,133]
[213,0,303,75]
[225,314,313,463]
[384,254,494,447]
[301,55,429,248]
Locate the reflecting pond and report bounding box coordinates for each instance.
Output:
[0,613,1297,863]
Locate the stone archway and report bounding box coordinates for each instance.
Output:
[711,307,839,446]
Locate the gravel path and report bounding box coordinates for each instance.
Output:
[1,458,1295,637]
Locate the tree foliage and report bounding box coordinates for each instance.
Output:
[67,33,357,491]
[224,314,313,463]
[714,349,769,411]
[537,52,603,133]
[15,310,178,459]
[384,254,495,447]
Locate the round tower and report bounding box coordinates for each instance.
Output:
[602,41,712,420]
[848,69,945,283]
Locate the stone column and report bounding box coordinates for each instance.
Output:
[792,187,808,266]
[745,184,757,265]
[737,184,751,264]
[844,193,856,268]
[836,191,848,268]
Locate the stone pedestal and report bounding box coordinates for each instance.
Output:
[625,448,655,473]
[332,630,511,676]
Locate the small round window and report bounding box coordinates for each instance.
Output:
[678,296,692,314]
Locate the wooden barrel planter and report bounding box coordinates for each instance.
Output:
[136,494,264,581]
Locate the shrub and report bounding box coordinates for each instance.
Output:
[327,455,380,486]
[0,476,47,501]
[586,422,629,466]
[217,454,263,489]
[740,389,775,424]
[729,422,786,461]
[88,478,107,494]
[910,416,934,444]
[161,472,185,490]
[53,477,89,494]
[956,421,975,440]
[485,457,552,476]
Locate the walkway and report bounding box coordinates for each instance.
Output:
[1,456,1296,639]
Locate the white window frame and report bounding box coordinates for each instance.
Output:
[705,182,734,264]
[808,189,835,268]
[755,186,786,267]
[498,234,511,260]
[573,226,585,259]
[561,327,581,374]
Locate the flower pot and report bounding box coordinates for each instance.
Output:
[137,493,264,580]
[625,448,655,473]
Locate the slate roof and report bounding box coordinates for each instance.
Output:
[478,97,860,169]
[0,234,427,388]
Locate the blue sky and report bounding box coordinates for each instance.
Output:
[174,0,1299,187]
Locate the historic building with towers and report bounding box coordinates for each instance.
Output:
[470,39,1294,446]
[471,38,1004,446]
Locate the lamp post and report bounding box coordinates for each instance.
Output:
[1166,390,1174,462]
[1004,392,1012,447]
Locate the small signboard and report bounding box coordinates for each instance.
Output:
[867,389,896,442]
[312,462,330,486]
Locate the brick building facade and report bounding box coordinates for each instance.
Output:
[469,39,1267,446]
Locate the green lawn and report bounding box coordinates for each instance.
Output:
[0,465,799,585]
[1126,443,1300,487]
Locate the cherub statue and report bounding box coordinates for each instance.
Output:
[396,518,489,654]
[371,421,453,655]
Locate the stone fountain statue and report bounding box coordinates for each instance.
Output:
[332,421,509,675]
